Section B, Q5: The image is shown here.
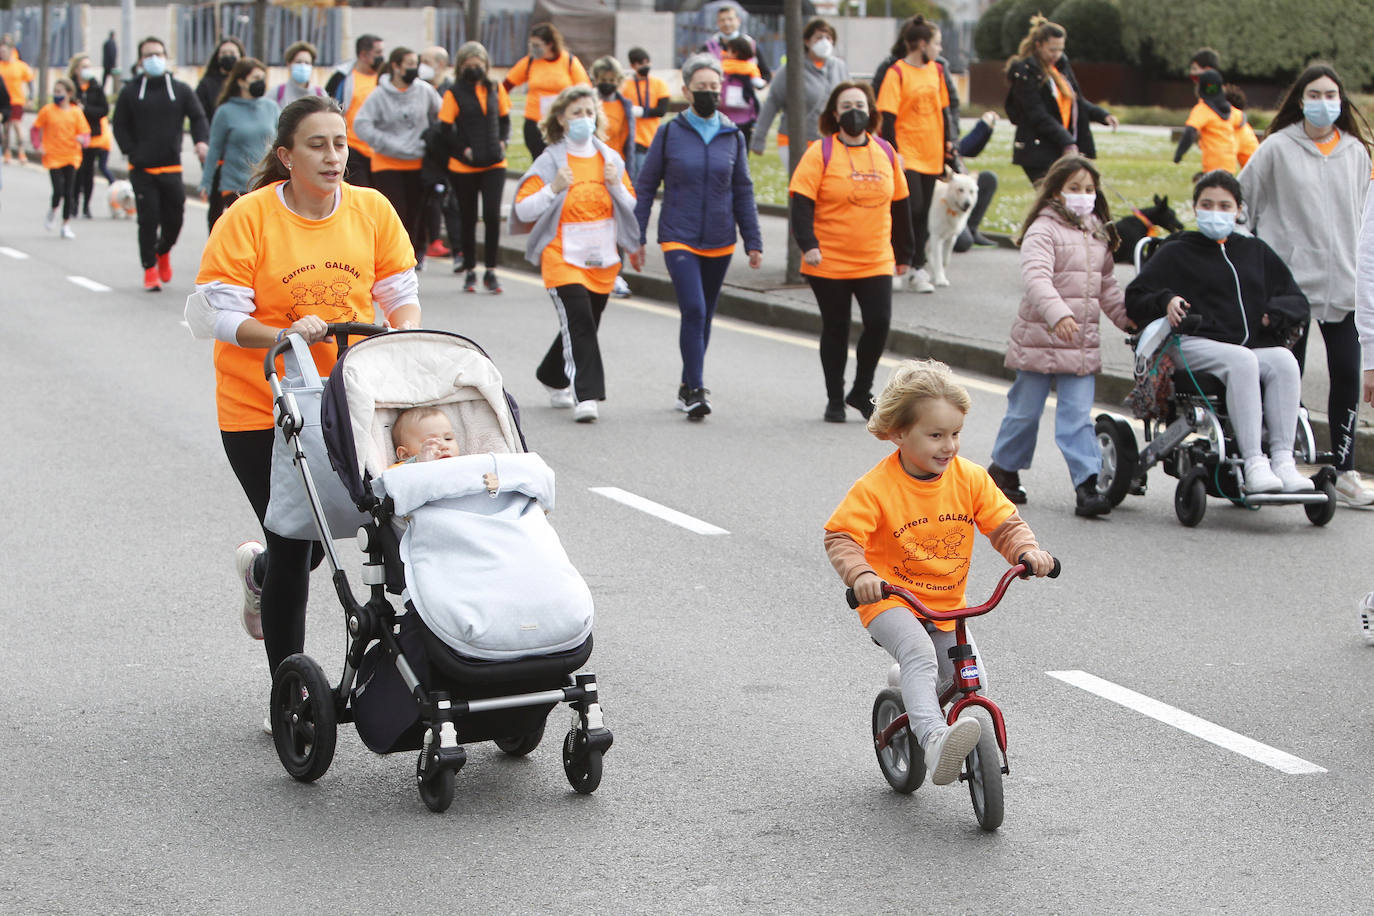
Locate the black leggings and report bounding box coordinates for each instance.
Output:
[48,165,76,219]
[807,274,892,402]
[1294,312,1361,471]
[537,284,608,402]
[451,167,506,269]
[221,429,326,676]
[345,146,372,188]
[372,169,426,262]
[75,148,111,213]
[523,118,546,160]
[903,170,938,269]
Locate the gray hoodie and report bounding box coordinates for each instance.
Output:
[1238,122,1371,321]
[352,73,441,163]
[750,55,848,154]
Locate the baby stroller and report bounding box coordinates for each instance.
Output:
[1094,241,1337,527]
[263,323,612,812]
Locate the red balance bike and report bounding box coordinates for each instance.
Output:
[847,556,1060,831]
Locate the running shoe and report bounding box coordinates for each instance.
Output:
[464,270,478,293]
[60,225,75,240]
[545,384,576,409]
[1335,469,1374,507]
[143,267,162,292]
[156,252,173,284]
[922,717,981,787]
[1360,592,1374,645]
[235,540,265,640]
[683,387,711,420]
[573,400,599,423]
[425,238,451,258]
[483,269,502,293]
[612,275,631,298]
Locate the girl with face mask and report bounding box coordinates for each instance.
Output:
[1239,64,1374,507]
[751,18,848,167]
[621,48,669,179]
[33,77,88,238]
[988,156,1135,516]
[195,37,244,121]
[201,57,278,229]
[511,86,641,424]
[502,23,590,160]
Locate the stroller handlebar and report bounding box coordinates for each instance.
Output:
[844,555,1061,620]
[262,322,388,381]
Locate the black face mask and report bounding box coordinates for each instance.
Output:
[838,108,868,136]
[596,82,617,99]
[636,65,651,78]
[691,90,720,117]
[219,54,236,72]
[248,79,267,98]
[371,53,384,71]
[401,67,419,85]
[462,67,484,83]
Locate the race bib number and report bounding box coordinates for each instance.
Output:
[723,83,746,109]
[561,219,617,269]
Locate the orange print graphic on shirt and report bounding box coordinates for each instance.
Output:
[285,271,361,325]
[899,526,968,577]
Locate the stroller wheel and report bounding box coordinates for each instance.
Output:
[1094,414,1138,508]
[562,728,604,795]
[416,753,456,813]
[271,654,337,783]
[872,687,924,794]
[495,721,546,757]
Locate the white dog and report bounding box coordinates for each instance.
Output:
[925,172,979,287]
[108,179,136,219]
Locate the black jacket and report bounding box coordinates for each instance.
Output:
[112,75,210,170]
[76,78,109,137]
[1007,54,1108,170]
[0,76,10,120]
[195,69,228,121]
[1124,231,1310,349]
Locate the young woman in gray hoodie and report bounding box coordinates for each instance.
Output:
[1239,64,1374,506]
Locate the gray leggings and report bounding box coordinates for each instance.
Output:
[1176,337,1301,460]
[867,607,987,747]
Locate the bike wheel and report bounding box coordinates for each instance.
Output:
[965,724,1004,831]
[1095,414,1138,507]
[270,654,337,783]
[1174,468,1208,527]
[872,688,924,794]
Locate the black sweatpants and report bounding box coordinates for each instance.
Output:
[904,170,938,270]
[451,167,505,269]
[523,118,546,160]
[48,165,77,219]
[537,284,608,402]
[954,170,998,252]
[1294,312,1361,471]
[221,429,326,677]
[807,274,892,403]
[372,169,425,262]
[130,169,185,269]
[345,145,372,188]
[75,148,111,214]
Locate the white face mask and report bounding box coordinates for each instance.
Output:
[417,62,436,83]
[1062,192,1095,217]
[810,37,833,59]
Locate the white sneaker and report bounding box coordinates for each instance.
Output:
[1270,452,1315,493]
[1242,456,1282,494]
[1334,469,1374,507]
[1360,593,1374,645]
[911,267,935,294]
[235,541,265,640]
[612,274,631,298]
[544,384,576,409]
[60,224,75,239]
[922,717,981,786]
[573,400,599,423]
[44,207,57,231]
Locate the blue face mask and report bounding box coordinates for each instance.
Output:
[566,116,595,143]
[290,62,312,85]
[142,54,166,78]
[1195,208,1235,241]
[1303,98,1342,130]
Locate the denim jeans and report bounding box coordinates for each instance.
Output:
[990,370,1100,487]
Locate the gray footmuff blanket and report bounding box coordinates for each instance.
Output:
[376,452,594,661]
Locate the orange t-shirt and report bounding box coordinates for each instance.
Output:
[1235,118,1258,166]
[515,151,634,293]
[622,74,669,149]
[88,116,112,151]
[33,103,87,169]
[197,182,415,431]
[0,57,34,105]
[438,82,511,173]
[876,59,949,176]
[825,453,1016,630]
[504,51,590,121]
[600,97,630,155]
[1184,102,1243,174]
[344,70,379,156]
[1316,130,1341,157]
[788,135,909,279]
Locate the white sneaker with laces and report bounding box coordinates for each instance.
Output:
[1334,469,1374,507]
[235,541,265,640]
[573,400,599,423]
[1242,456,1282,494]
[612,274,631,298]
[544,384,576,409]
[922,717,981,786]
[60,224,75,239]
[1360,593,1374,645]
[912,267,935,294]
[1270,452,1315,492]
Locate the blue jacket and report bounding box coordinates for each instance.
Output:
[632,114,763,252]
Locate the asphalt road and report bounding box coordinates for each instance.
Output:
[2,163,1372,914]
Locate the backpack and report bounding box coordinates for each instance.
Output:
[820,134,897,170]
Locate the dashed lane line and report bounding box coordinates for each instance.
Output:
[0,246,30,259]
[589,486,729,536]
[67,275,112,293]
[1047,669,1326,775]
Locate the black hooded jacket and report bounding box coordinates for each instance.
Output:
[1124,231,1309,349]
[1006,53,1110,171]
[112,74,210,170]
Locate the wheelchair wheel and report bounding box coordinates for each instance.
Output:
[1095,414,1139,507]
[872,688,925,794]
[1306,473,1337,527]
[1174,468,1208,527]
[416,752,456,813]
[965,723,1004,831]
[495,721,546,757]
[271,654,337,783]
[563,728,603,795]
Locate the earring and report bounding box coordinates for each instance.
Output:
[287,163,293,170]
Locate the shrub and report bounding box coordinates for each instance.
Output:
[973,0,1017,60]
[1121,0,1374,86]
[999,0,1063,61]
[1054,0,1125,64]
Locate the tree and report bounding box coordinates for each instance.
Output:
[1053,0,1124,64]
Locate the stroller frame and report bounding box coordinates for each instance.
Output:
[262,323,612,812]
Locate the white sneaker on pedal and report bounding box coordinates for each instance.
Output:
[235,541,265,640]
[1270,452,1315,492]
[922,717,981,786]
[573,400,599,423]
[1334,469,1374,507]
[544,384,576,409]
[1242,456,1282,494]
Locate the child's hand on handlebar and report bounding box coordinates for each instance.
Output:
[852,571,886,604]
[1021,549,1057,577]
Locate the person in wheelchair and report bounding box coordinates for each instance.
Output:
[1124,170,1312,493]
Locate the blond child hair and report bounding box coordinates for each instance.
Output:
[867,359,972,439]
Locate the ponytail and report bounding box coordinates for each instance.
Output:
[250,94,343,191]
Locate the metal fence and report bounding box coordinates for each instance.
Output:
[674,10,785,71]
[0,4,82,67]
[434,9,531,68]
[177,2,343,67]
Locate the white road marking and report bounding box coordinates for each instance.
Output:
[67,275,112,292]
[1047,670,1326,775]
[589,486,729,535]
[0,246,30,259]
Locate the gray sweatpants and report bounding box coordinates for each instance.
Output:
[867,607,987,747]
[1176,337,1301,459]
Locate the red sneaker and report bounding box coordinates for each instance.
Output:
[144,267,162,291]
[425,238,451,258]
[156,252,173,283]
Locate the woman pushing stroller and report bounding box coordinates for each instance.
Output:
[1124,170,1311,494]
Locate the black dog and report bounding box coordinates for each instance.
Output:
[1113,195,1185,263]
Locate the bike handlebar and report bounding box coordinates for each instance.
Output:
[845,554,1061,620]
[263,322,388,381]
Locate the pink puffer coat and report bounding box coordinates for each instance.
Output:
[1004,207,1131,376]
